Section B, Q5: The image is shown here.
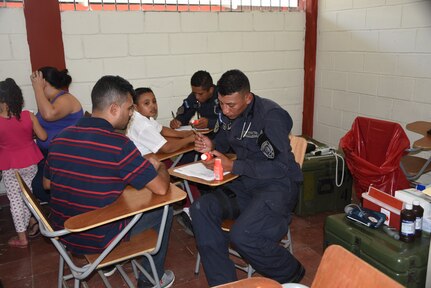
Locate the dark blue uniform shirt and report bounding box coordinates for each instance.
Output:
[175,86,219,129]
[214,95,303,212]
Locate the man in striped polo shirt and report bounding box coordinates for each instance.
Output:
[43,75,175,288]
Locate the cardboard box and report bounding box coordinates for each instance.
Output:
[362,187,405,229]
[395,188,431,218]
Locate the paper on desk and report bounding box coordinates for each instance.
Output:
[175,125,207,131]
[174,162,229,181]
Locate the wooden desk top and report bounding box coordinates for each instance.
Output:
[214,277,282,288]
[168,154,238,186]
[64,184,186,232]
[406,121,431,150]
[154,137,195,161]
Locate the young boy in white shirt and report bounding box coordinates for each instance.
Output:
[127,87,195,156]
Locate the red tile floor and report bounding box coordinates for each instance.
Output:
[0,201,337,288]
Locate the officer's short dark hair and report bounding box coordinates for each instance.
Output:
[91,75,135,111]
[191,70,213,91]
[217,69,250,96]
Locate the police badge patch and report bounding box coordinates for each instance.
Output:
[257,132,279,159]
[177,105,185,115]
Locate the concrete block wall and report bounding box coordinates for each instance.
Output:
[0,9,305,133]
[0,9,35,110]
[315,0,431,149]
[61,10,306,133]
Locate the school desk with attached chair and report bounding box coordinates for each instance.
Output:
[400,121,431,181]
[15,171,186,288]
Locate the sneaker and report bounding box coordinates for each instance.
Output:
[138,270,175,288]
[102,266,117,277]
[159,270,175,288]
[176,211,194,236]
[287,262,305,283]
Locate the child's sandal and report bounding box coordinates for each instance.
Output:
[8,236,28,248]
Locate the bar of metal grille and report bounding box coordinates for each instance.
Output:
[0,0,302,11]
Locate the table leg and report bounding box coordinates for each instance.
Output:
[171,154,184,168]
[183,180,194,203]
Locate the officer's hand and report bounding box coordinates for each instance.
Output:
[170,119,182,129]
[192,117,208,129]
[195,133,212,153]
[212,150,234,172]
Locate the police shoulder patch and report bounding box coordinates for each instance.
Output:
[177,106,185,115]
[261,140,275,159]
[257,131,279,159]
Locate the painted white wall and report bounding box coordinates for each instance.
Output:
[0,9,35,110]
[0,9,305,134]
[315,0,431,182]
[64,10,306,133]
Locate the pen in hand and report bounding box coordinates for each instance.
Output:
[171,111,176,119]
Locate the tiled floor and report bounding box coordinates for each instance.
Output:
[0,202,336,288]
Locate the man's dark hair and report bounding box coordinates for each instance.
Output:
[217,69,250,96]
[191,70,213,91]
[0,78,24,120]
[91,75,135,111]
[38,66,72,89]
[133,87,154,104]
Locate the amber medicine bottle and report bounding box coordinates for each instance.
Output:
[400,203,416,243]
[412,200,424,238]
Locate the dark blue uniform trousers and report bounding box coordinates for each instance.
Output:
[190,178,302,287]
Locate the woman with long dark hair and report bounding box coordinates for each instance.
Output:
[30,67,83,204]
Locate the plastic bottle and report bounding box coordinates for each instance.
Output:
[399,203,416,243]
[412,200,424,238]
[213,158,223,181]
[201,152,213,161]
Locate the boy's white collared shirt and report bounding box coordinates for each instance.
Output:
[126,111,167,155]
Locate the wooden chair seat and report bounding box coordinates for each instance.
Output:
[85,229,158,268]
[401,155,431,179]
[215,277,283,287]
[310,245,403,288]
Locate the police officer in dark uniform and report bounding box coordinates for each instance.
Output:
[191,69,305,287]
[170,70,219,130]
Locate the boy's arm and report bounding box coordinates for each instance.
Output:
[158,134,195,153]
[161,126,194,138]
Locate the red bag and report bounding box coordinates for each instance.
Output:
[339,117,411,200]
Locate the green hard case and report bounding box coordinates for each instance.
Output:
[324,213,430,288]
[294,151,353,216]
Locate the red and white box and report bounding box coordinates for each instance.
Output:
[362,186,405,229]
